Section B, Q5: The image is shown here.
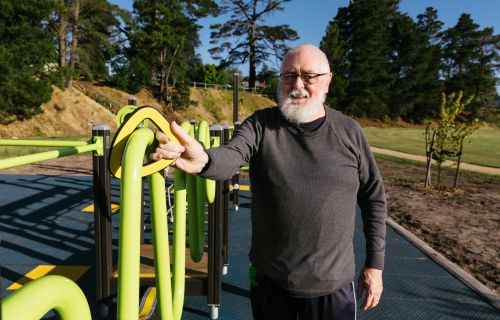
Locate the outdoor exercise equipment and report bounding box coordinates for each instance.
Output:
[0,133,108,320]
[2,275,91,320]
[106,106,222,319]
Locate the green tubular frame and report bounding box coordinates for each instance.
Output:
[2,275,91,320]
[116,126,190,320]
[184,122,203,263]
[0,137,102,170]
[173,167,187,320]
[0,139,88,147]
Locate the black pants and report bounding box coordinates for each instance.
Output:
[250,275,356,320]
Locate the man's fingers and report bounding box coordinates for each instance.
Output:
[362,290,381,310]
[153,147,182,161]
[170,121,196,146]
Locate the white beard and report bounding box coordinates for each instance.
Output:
[278,89,326,124]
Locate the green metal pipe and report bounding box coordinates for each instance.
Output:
[173,168,187,320]
[148,171,174,319]
[184,122,203,263]
[117,128,153,320]
[2,275,91,320]
[0,139,88,147]
[0,140,101,170]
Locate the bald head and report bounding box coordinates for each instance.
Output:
[280,44,330,74]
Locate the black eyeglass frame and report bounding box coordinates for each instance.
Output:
[279,72,329,84]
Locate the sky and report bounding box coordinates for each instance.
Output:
[109,0,500,75]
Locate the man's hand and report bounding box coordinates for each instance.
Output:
[151,121,209,174]
[356,267,383,311]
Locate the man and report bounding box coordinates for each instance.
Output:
[152,44,386,320]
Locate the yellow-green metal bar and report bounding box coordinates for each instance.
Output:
[148,171,174,319]
[0,139,88,147]
[117,128,153,320]
[184,122,203,263]
[173,168,187,319]
[0,138,102,170]
[2,275,91,320]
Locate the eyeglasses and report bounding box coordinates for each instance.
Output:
[279,73,328,85]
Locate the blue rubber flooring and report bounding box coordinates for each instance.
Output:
[0,174,498,319]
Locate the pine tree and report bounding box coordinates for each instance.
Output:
[209,0,299,88]
[50,0,129,83]
[344,0,394,119]
[0,0,55,123]
[120,0,217,111]
[319,16,349,111]
[411,7,444,121]
[441,14,499,116]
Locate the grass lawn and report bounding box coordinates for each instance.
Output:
[363,127,500,168]
[0,135,91,159]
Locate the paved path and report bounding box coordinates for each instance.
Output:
[1,175,499,319]
[371,147,500,176]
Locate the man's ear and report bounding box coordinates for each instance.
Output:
[324,72,333,94]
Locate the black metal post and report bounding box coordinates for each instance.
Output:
[128,97,137,106]
[233,73,239,124]
[92,125,112,302]
[208,125,224,318]
[232,121,241,210]
[221,125,230,274]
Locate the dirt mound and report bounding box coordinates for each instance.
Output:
[0,81,273,138]
[0,85,117,138]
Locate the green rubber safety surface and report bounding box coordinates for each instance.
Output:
[0,175,498,319]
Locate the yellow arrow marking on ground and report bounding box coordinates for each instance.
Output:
[8,265,90,290]
[81,203,120,213]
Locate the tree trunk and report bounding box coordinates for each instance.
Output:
[248,26,257,88]
[69,0,80,69]
[58,0,68,67]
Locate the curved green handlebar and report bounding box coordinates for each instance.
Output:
[117,128,154,319]
[2,275,91,320]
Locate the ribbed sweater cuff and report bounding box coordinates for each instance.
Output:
[365,252,385,270]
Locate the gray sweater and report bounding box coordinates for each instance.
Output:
[200,106,387,296]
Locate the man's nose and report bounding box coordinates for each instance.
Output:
[292,75,305,89]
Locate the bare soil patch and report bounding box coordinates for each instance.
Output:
[378,157,500,294]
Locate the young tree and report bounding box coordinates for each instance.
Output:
[0,0,55,123]
[425,91,481,187]
[209,0,299,88]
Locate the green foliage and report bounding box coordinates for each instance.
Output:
[209,0,299,88]
[122,0,217,111]
[478,107,500,128]
[425,91,481,164]
[196,64,230,85]
[0,0,56,123]
[320,19,348,109]
[440,14,499,116]
[320,3,498,123]
[256,64,278,100]
[44,66,79,89]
